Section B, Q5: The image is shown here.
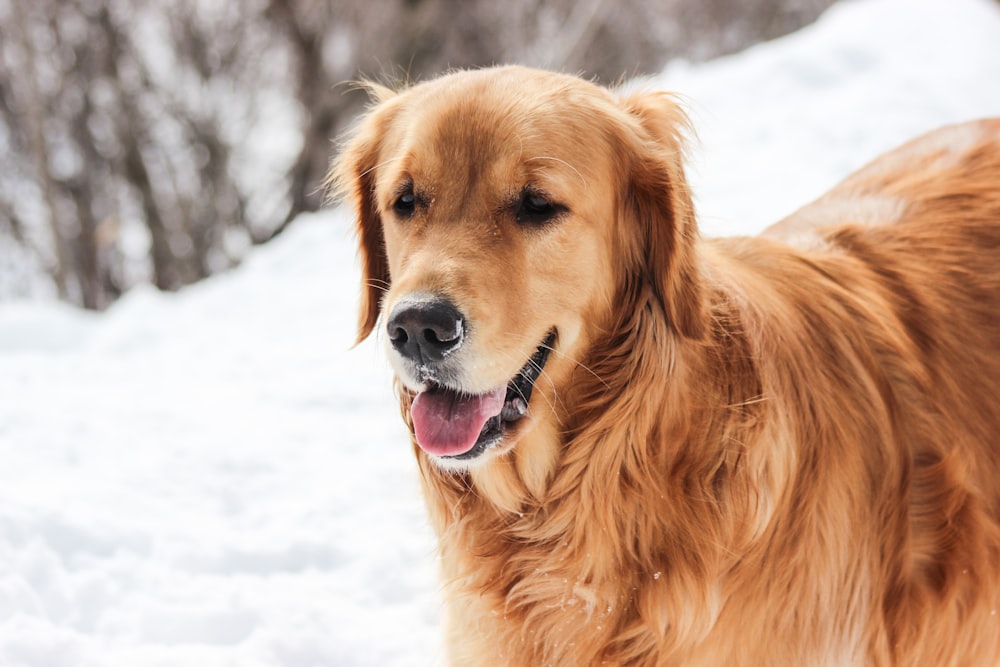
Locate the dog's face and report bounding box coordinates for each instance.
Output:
[334,66,702,471]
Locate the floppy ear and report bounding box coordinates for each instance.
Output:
[617,90,705,339]
[328,84,398,343]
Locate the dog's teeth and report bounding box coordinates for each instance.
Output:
[502,397,528,421]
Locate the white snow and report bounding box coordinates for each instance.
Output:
[2,0,1000,664]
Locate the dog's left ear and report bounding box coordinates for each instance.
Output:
[328,84,398,344]
[617,90,705,339]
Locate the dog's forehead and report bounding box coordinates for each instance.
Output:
[382,68,618,188]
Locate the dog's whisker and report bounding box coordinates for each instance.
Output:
[505,331,609,388]
[526,155,588,188]
[726,394,768,409]
[551,348,611,392]
[485,345,565,424]
[495,333,617,425]
[518,334,612,394]
[365,279,391,294]
[356,155,406,182]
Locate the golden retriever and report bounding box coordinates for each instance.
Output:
[332,66,1000,666]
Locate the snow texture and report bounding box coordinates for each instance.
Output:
[2,0,1000,664]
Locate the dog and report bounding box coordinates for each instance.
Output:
[332,66,1000,666]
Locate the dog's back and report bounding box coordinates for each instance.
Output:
[765,118,1000,495]
[736,118,1000,665]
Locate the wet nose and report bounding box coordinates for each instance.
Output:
[386,296,465,363]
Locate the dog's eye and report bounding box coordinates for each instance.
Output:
[393,187,416,217]
[516,191,563,226]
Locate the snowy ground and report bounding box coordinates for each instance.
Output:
[2,0,1000,665]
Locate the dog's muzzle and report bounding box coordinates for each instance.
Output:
[384,294,556,460]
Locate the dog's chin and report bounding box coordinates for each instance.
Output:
[401,330,557,470]
[427,435,512,472]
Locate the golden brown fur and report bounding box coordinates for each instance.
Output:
[332,66,1000,666]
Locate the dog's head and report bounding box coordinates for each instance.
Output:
[332,66,702,471]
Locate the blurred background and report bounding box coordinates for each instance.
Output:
[0,0,836,311]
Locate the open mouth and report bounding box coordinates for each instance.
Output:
[409,331,557,460]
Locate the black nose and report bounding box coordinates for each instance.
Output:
[386,297,465,363]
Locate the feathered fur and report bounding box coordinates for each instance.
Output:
[332,66,1000,666]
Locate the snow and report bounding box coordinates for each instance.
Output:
[2,0,1000,664]
[656,0,1000,236]
[1,216,442,666]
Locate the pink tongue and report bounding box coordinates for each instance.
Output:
[411,386,506,456]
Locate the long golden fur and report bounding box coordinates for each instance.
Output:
[332,66,1000,666]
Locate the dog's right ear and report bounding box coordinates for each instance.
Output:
[616,90,705,339]
[328,83,398,344]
